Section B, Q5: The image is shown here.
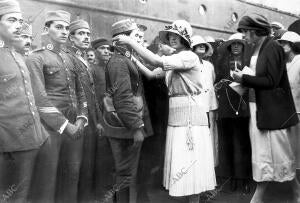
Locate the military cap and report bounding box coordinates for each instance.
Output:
[69,19,90,33]
[20,22,32,36]
[0,0,21,16]
[45,10,70,24]
[111,19,138,36]
[91,38,111,49]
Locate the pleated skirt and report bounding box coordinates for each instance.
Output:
[163,125,216,196]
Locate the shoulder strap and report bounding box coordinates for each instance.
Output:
[105,57,113,93]
[31,47,45,53]
[105,47,138,95]
[177,71,202,94]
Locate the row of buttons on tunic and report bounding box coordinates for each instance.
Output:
[11,50,36,117]
[58,51,77,109]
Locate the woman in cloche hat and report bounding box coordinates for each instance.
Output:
[214,32,253,193]
[233,13,300,203]
[113,19,216,202]
[191,34,219,169]
[278,31,300,187]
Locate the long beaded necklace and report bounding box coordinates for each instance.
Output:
[225,87,242,115]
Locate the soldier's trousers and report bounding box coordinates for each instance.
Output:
[0,149,38,203]
[28,130,84,203]
[95,135,115,202]
[78,123,97,202]
[56,132,84,203]
[108,137,142,203]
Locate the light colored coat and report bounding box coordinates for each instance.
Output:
[287,54,300,113]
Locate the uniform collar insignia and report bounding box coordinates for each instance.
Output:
[114,45,131,58]
[46,43,53,50]
[125,50,131,58]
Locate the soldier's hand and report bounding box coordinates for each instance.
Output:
[65,123,81,140]
[96,123,104,136]
[75,118,86,135]
[132,128,144,148]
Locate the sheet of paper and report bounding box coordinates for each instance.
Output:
[242,66,255,76]
[229,82,240,87]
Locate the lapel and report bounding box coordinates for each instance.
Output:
[69,46,89,68]
[254,37,271,74]
[257,36,271,57]
[76,52,89,68]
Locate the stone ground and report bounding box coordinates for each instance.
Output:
[147,180,295,203]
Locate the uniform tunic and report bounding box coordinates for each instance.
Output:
[0,48,48,152]
[68,46,101,201]
[0,47,48,202]
[104,48,152,203]
[26,46,88,125]
[92,60,107,110]
[26,41,88,202]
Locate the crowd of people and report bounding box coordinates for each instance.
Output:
[0,0,300,203]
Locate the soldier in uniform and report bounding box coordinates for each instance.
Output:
[103,19,153,203]
[14,22,32,56]
[26,10,88,203]
[0,0,48,202]
[91,38,111,109]
[67,19,103,202]
[90,38,116,201]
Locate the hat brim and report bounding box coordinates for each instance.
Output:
[159,30,191,48]
[206,43,214,56]
[277,39,288,43]
[192,42,213,55]
[237,25,270,33]
[92,42,111,49]
[288,19,300,35]
[219,39,246,51]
